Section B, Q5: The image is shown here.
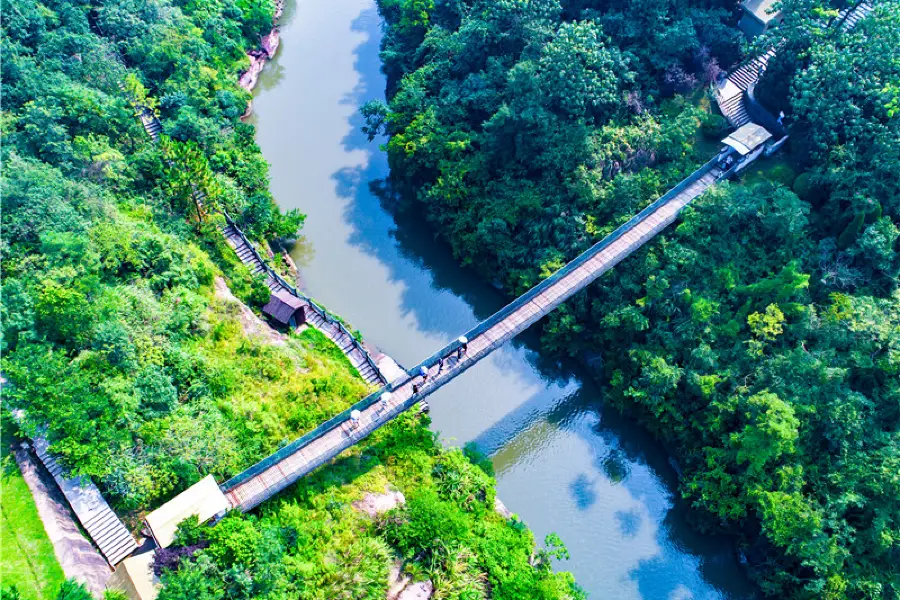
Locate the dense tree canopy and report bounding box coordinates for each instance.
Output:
[372,0,900,597]
[1,0,585,597]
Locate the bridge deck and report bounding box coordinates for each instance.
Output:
[222,160,723,512]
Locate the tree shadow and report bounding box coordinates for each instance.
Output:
[299,5,759,598]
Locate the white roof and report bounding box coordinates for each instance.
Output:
[741,0,782,23]
[722,123,773,155]
[144,475,229,548]
[110,550,160,600]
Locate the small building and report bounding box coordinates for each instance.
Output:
[144,475,230,549]
[108,550,159,600]
[719,122,774,173]
[738,0,784,37]
[262,290,306,328]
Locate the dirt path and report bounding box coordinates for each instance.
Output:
[13,445,111,596]
[213,276,287,345]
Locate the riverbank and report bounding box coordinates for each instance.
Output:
[239,0,285,117]
[359,1,900,597]
[247,0,758,597]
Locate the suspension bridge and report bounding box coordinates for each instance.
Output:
[220,157,728,511]
[139,0,880,516]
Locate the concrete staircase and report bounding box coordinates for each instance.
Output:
[221,222,387,386]
[715,49,776,128]
[33,438,138,566]
[715,0,875,129]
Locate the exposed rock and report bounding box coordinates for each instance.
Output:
[398,581,434,600]
[213,276,287,346]
[261,29,280,59]
[494,497,513,519]
[386,561,411,600]
[352,487,406,518]
[238,0,283,117]
[239,50,269,93]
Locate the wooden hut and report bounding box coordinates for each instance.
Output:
[262,290,306,328]
[738,0,783,37]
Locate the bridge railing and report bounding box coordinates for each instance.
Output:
[412,156,721,365]
[220,374,410,492]
[220,156,719,495]
[221,212,385,382]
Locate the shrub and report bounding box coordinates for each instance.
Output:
[433,448,495,511]
[55,580,92,600]
[382,490,471,560]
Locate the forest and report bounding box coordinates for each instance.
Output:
[0,0,584,598]
[367,0,900,598]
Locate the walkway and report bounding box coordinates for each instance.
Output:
[222,159,724,511]
[32,437,138,566]
[12,445,112,594]
[714,0,875,127]
[222,218,387,385]
[136,106,388,386]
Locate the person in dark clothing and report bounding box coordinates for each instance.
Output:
[456,336,468,359]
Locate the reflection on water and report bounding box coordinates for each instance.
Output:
[249,0,757,597]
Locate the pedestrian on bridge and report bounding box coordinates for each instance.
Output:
[437,357,445,374]
[380,392,392,413]
[419,365,429,382]
[457,336,468,360]
[350,409,361,430]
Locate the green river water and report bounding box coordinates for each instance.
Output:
[249,1,759,597]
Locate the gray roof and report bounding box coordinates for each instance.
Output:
[723,123,773,155]
[263,290,305,325]
[741,0,782,23]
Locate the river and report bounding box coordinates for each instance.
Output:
[249,1,757,597]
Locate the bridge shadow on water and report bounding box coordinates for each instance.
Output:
[331,7,574,384]
[310,6,757,599]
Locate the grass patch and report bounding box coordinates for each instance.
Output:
[295,326,359,373]
[1,422,65,600]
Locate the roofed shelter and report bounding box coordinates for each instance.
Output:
[144,475,229,548]
[722,122,773,155]
[262,289,306,328]
[738,0,784,36]
[108,551,159,600]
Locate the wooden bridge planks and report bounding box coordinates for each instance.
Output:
[222,162,724,513]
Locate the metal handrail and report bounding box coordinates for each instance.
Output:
[221,157,720,493]
[222,212,385,383]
